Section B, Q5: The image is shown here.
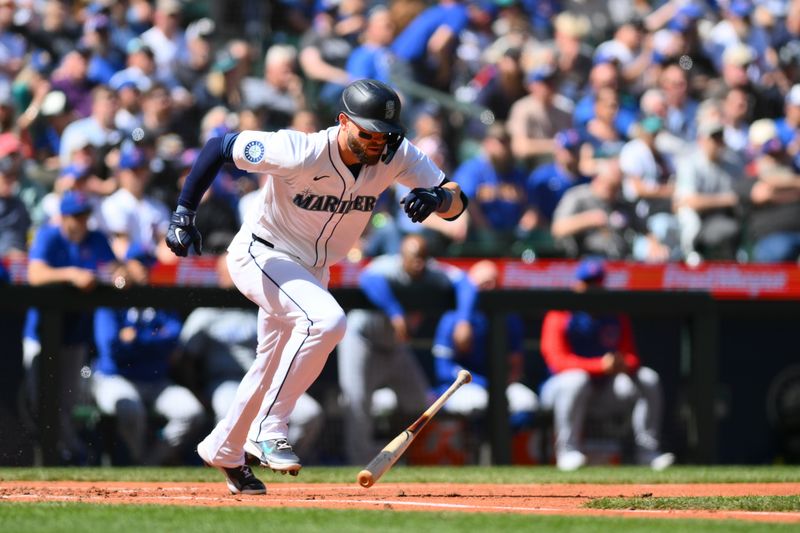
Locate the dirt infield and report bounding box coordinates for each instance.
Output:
[2,481,799,523]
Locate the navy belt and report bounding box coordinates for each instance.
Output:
[252,234,274,248]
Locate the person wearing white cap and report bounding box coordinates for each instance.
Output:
[620,115,680,262]
[709,42,784,119]
[673,118,745,260]
[734,118,800,263]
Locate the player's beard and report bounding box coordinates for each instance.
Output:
[346,131,383,165]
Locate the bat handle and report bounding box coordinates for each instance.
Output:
[357,469,373,488]
[356,369,472,488]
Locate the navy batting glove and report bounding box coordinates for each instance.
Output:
[166,206,203,257]
[401,187,447,223]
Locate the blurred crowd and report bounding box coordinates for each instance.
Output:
[0,0,799,265]
[1,0,799,467]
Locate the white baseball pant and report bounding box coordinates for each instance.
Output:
[198,229,346,468]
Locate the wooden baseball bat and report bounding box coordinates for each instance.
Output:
[357,369,472,488]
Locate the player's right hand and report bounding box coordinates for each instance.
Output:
[166,206,203,257]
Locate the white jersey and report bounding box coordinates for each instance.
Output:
[231,126,445,268]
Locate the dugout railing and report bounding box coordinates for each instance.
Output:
[0,283,726,466]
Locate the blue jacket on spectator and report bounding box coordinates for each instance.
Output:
[359,256,477,325]
[432,310,524,394]
[346,44,392,84]
[527,162,590,224]
[453,155,528,232]
[573,93,638,133]
[23,224,116,346]
[93,306,183,381]
[390,3,469,62]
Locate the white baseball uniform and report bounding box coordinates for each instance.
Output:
[197,127,445,467]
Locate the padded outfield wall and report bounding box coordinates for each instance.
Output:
[0,258,799,466]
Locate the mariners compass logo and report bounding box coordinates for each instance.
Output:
[385,100,396,119]
[244,140,265,163]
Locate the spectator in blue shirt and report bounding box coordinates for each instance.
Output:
[454,122,532,249]
[92,243,205,465]
[82,14,126,85]
[578,86,634,177]
[345,6,395,84]
[390,0,470,90]
[526,129,590,229]
[658,62,699,142]
[23,190,126,464]
[431,260,537,427]
[573,61,638,133]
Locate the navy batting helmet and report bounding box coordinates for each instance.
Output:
[340,79,405,163]
[340,79,405,135]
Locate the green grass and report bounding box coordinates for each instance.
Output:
[1,465,799,484]
[1,503,798,533]
[586,495,800,512]
[2,467,798,532]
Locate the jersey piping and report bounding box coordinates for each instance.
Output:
[321,192,353,266]
[311,139,348,268]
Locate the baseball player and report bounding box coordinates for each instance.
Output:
[166,79,467,495]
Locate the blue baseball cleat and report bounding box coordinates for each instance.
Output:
[244,438,302,476]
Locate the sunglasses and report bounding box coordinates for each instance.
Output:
[346,116,392,142]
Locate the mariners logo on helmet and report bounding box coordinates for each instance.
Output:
[340,79,404,135]
[244,140,265,163]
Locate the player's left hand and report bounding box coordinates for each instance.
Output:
[401,187,447,223]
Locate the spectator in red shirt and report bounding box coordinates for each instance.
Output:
[539,258,674,471]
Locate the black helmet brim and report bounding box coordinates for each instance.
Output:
[342,112,405,136]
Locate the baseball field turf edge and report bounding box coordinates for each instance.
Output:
[1,503,798,533]
[585,495,800,512]
[1,465,799,483]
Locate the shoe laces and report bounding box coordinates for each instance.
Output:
[237,465,258,481]
[273,438,293,451]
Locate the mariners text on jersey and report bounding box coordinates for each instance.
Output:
[292,192,377,214]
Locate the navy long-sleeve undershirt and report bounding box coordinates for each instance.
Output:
[177,133,239,211]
